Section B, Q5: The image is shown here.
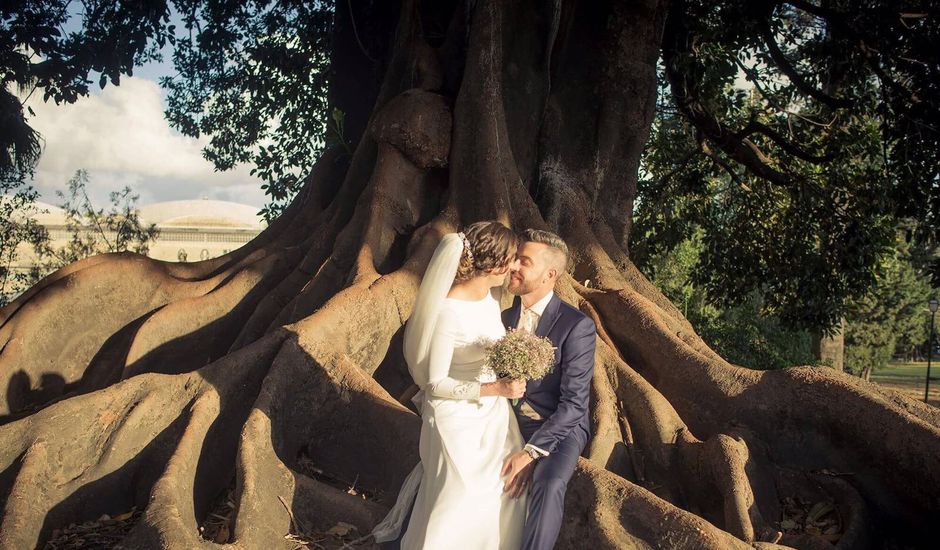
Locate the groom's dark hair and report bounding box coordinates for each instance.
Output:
[521,229,571,273]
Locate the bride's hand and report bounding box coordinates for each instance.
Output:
[481,378,526,398]
[501,378,526,399]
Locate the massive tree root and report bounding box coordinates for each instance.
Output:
[2,1,938,549]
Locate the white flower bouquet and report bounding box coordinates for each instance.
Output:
[485,329,556,382]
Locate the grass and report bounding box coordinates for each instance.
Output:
[873,362,939,380]
[870,361,939,406]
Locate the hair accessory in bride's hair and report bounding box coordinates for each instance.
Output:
[457,232,474,265]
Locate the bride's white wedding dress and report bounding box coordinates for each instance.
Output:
[374,290,527,549]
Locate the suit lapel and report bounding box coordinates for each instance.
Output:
[534,293,562,338]
[505,296,522,330]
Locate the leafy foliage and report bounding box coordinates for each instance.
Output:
[636,0,940,332]
[2,0,336,219]
[0,0,174,177]
[0,173,48,305]
[641,232,815,370]
[1,170,158,306]
[163,0,334,219]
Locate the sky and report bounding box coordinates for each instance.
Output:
[22,59,267,210]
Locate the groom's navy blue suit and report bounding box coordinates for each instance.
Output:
[503,293,595,550]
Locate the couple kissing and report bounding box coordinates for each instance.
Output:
[373,221,596,550]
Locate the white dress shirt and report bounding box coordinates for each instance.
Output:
[517,290,554,334]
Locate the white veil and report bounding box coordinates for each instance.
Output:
[403,232,464,389]
[371,232,463,544]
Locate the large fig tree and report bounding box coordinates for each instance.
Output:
[1,1,938,548]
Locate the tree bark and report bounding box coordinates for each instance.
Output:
[811,319,845,372]
[1,1,938,549]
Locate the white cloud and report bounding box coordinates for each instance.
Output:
[24,76,265,208]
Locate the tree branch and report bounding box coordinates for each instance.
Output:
[701,140,746,188]
[783,0,937,112]
[755,14,851,110]
[733,58,839,130]
[662,6,792,187]
[735,119,836,164]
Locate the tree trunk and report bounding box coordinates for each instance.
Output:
[811,319,844,371]
[1,2,938,549]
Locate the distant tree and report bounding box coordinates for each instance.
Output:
[0,174,48,306]
[844,237,933,379]
[643,230,816,370]
[634,0,940,334]
[33,170,159,272]
[634,76,899,334]
[640,229,704,318]
[703,292,818,370]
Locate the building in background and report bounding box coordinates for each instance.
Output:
[136,199,266,262]
[17,197,265,266]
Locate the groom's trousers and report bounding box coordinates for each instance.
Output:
[519,418,589,550]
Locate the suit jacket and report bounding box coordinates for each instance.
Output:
[502,293,596,453]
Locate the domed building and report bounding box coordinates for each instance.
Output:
[9,197,266,267]
[136,199,266,262]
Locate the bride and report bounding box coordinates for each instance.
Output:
[373,221,528,549]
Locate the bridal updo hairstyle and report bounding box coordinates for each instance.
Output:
[455,221,519,283]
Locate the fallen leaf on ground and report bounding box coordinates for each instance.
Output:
[112,511,135,522]
[326,522,357,537]
[807,501,834,524]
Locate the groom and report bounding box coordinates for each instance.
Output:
[501,229,596,550]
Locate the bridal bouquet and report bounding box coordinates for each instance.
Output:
[485,329,556,382]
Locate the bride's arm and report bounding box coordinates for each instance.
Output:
[426,307,520,399]
[426,309,481,400]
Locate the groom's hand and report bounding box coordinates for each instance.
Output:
[501,450,535,498]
